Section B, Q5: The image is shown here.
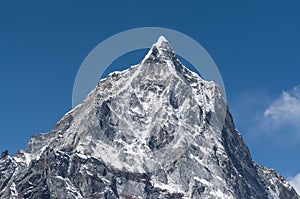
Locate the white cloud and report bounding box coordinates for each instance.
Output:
[289,173,300,195]
[264,86,300,128]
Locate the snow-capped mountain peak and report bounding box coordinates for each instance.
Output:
[0,36,299,199]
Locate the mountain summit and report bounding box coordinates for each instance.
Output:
[0,37,299,199]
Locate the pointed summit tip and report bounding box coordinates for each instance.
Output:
[141,35,174,63]
[151,35,173,53]
[154,35,170,48]
[156,35,168,45]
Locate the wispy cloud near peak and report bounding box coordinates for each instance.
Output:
[264,86,300,128]
[289,173,300,196]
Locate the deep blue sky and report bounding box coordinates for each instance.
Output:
[0,1,299,179]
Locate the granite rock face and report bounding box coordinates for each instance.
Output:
[0,36,299,199]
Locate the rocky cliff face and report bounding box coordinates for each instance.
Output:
[0,36,299,199]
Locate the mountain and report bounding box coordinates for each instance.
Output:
[0,36,299,199]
